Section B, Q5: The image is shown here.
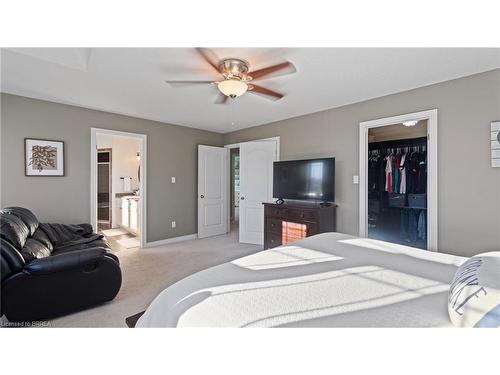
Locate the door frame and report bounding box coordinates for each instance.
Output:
[224,136,280,233]
[359,109,438,251]
[90,128,147,248]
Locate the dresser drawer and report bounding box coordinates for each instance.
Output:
[288,208,318,222]
[266,218,283,234]
[266,206,288,219]
[306,223,319,236]
[266,231,282,248]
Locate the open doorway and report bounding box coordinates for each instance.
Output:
[359,110,438,251]
[367,121,428,249]
[91,128,147,250]
[219,137,279,245]
[97,148,112,229]
[197,137,278,245]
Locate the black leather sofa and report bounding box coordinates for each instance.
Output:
[1,207,122,322]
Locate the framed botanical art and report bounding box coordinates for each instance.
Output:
[25,138,65,176]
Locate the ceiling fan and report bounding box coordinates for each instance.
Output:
[165,48,295,104]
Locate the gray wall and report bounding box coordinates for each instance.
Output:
[2,69,499,255]
[0,94,223,242]
[223,69,500,257]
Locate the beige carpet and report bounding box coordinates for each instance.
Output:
[101,228,127,237]
[48,225,260,327]
[116,237,140,249]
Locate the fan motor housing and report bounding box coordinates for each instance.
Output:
[219,58,250,80]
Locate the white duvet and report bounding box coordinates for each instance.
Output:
[137,233,467,327]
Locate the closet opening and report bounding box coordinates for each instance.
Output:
[367,120,428,249]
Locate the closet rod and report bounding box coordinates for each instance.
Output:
[368,136,427,151]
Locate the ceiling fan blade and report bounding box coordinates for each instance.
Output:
[248,61,295,80]
[195,48,221,74]
[214,93,229,104]
[248,84,284,100]
[165,80,214,86]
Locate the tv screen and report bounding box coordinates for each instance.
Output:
[273,158,335,202]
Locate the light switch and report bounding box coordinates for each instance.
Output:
[171,177,176,183]
[171,221,176,228]
[353,175,359,184]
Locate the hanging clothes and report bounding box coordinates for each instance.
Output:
[368,138,427,250]
[399,153,407,194]
[408,151,420,194]
[417,150,427,193]
[418,210,426,241]
[368,153,379,192]
[391,152,397,191]
[394,151,401,193]
[378,154,386,194]
[408,208,419,244]
[385,154,393,193]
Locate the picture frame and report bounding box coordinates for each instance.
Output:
[25,138,65,176]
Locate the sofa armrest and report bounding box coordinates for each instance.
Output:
[23,247,108,275]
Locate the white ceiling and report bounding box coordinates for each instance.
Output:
[1,48,499,133]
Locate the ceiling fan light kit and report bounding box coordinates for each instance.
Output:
[217,79,248,98]
[165,48,295,103]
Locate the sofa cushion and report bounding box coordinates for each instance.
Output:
[0,213,30,249]
[32,227,54,251]
[1,207,39,236]
[20,238,52,262]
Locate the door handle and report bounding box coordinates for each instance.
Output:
[240,196,245,200]
[200,194,205,199]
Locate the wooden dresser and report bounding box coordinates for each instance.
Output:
[263,202,337,249]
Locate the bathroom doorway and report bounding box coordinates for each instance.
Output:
[97,148,112,229]
[91,128,147,249]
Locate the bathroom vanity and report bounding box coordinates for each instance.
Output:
[120,195,140,235]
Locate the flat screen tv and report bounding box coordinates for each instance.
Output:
[273,158,335,202]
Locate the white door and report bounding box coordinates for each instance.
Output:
[198,145,228,238]
[239,140,278,245]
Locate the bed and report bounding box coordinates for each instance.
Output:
[136,232,467,327]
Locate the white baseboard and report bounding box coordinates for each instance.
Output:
[145,233,197,248]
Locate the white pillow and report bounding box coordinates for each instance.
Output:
[448,252,500,327]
